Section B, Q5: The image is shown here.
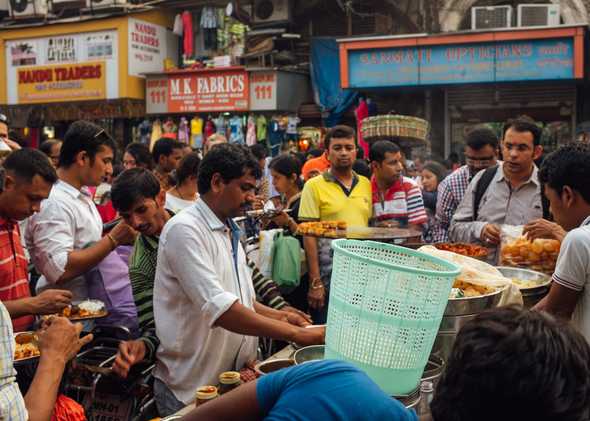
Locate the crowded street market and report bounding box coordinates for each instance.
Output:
[1,0,590,420]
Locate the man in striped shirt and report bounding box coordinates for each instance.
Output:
[0,149,73,331]
[369,141,427,228]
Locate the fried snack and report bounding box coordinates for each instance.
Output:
[14,333,40,360]
[500,237,560,274]
[434,243,488,258]
[296,221,347,237]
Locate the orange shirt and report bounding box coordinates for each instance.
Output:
[302,154,330,181]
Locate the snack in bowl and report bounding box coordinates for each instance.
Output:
[297,221,347,237]
[61,300,106,319]
[434,243,488,258]
[500,237,560,273]
[14,332,40,361]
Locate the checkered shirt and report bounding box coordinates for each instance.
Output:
[431,165,470,243]
[0,302,27,420]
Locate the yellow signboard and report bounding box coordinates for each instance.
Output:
[17,61,106,104]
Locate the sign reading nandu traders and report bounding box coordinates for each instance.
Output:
[347,38,575,88]
[168,69,249,113]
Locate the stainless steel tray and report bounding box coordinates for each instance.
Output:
[444,287,505,316]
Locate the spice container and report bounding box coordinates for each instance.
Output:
[195,386,218,407]
[218,371,242,395]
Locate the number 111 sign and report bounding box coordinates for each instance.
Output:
[250,71,277,111]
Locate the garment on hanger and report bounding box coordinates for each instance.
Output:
[204,117,216,140]
[190,116,204,149]
[214,115,227,136]
[178,117,190,144]
[150,119,162,151]
[286,115,300,142]
[182,11,194,58]
[163,118,178,134]
[138,119,152,146]
[246,115,256,146]
[256,115,267,142]
[173,13,184,36]
[268,117,284,157]
[200,6,218,51]
[355,98,369,157]
[229,115,244,144]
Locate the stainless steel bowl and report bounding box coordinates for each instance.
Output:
[293,345,325,365]
[496,266,551,308]
[254,358,295,376]
[443,286,505,316]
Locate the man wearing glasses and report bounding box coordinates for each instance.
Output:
[26,120,135,303]
[450,117,545,262]
[431,127,499,243]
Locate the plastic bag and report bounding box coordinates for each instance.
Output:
[51,395,86,421]
[499,225,560,274]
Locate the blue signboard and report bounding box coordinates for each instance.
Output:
[347,37,574,88]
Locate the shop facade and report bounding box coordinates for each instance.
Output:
[0,10,177,146]
[337,25,585,159]
[144,67,313,153]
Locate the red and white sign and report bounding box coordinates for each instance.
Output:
[168,69,249,113]
[146,76,168,114]
[249,71,277,110]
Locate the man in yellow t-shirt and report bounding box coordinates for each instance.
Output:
[299,125,372,323]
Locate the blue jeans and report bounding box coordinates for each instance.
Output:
[154,377,185,417]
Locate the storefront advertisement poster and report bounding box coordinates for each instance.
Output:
[47,36,77,64]
[17,61,106,104]
[128,18,178,77]
[146,76,168,114]
[249,71,277,111]
[9,41,38,67]
[168,69,249,112]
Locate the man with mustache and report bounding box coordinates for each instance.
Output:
[450,116,545,262]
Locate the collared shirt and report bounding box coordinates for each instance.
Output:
[449,162,542,260]
[298,171,372,226]
[431,165,471,243]
[371,176,427,226]
[153,199,257,404]
[0,218,32,332]
[26,180,103,302]
[551,215,590,342]
[0,302,27,421]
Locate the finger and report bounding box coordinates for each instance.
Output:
[79,333,93,347]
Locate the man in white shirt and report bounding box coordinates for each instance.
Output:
[153,144,324,416]
[26,120,135,302]
[534,143,590,342]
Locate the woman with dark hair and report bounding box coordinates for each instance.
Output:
[268,154,303,233]
[123,143,154,170]
[421,161,447,242]
[165,152,201,214]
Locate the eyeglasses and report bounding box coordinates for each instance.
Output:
[465,156,495,166]
[93,128,115,144]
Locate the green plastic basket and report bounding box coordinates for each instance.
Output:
[325,239,460,396]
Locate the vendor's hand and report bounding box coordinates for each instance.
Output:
[112,340,147,379]
[271,211,291,228]
[308,285,326,310]
[524,219,566,242]
[480,223,501,245]
[279,309,311,327]
[37,317,93,363]
[4,138,21,151]
[32,289,72,315]
[282,306,313,324]
[109,221,137,246]
[250,195,265,211]
[292,326,325,347]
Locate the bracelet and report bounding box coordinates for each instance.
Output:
[311,278,324,290]
[106,233,118,250]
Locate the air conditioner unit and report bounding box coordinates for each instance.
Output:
[517,4,560,27]
[87,0,126,10]
[9,0,47,18]
[251,0,291,27]
[50,0,85,13]
[471,6,512,30]
[0,0,9,18]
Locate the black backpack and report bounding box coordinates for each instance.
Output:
[472,165,551,221]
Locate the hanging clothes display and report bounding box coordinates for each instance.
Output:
[256,115,268,142]
[150,119,163,151]
[204,117,216,140]
[137,119,152,146]
[200,6,218,51]
[178,117,190,144]
[214,115,227,137]
[229,115,244,144]
[181,10,194,58]
[190,116,204,149]
[355,98,369,157]
[246,115,257,146]
[268,117,285,157]
[286,115,301,141]
[173,13,184,36]
[163,118,178,134]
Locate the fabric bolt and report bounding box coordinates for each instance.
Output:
[431,165,471,243]
[449,162,542,262]
[190,117,203,149]
[86,245,138,334]
[27,180,103,302]
[256,115,268,141]
[153,199,257,404]
[257,360,417,421]
[0,218,33,332]
[181,11,194,57]
[551,216,590,342]
[371,176,427,227]
[177,117,189,144]
[246,115,257,146]
[355,99,369,158]
[229,116,244,144]
[0,302,27,421]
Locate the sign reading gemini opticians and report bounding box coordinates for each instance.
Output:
[5,30,118,104]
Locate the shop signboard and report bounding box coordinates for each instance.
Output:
[17,61,106,104]
[167,69,249,113]
[146,76,168,114]
[250,71,277,110]
[128,18,178,77]
[346,37,575,88]
[5,30,118,104]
